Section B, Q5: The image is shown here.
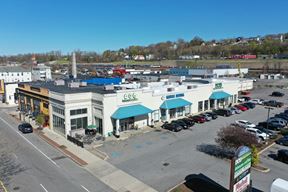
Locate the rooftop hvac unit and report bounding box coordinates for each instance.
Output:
[68,82,80,88]
[79,82,87,87]
[54,80,65,86]
[104,85,114,90]
[167,87,174,92]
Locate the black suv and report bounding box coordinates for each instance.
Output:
[277,149,288,164]
[181,118,195,127]
[263,100,284,108]
[205,112,218,119]
[18,123,33,133]
[272,91,284,97]
[161,122,182,132]
[214,109,231,117]
[171,120,189,129]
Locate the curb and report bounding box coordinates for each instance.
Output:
[35,130,88,166]
[258,142,275,155]
[0,180,8,192]
[90,146,109,160]
[166,180,186,192]
[252,166,270,173]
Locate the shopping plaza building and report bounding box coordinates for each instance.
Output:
[18,78,253,138]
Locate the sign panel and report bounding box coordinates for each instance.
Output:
[122,93,138,102]
[214,82,223,90]
[230,146,252,192]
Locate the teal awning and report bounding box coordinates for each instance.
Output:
[111,104,153,119]
[160,98,191,109]
[210,91,231,100]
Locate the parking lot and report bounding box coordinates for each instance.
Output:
[97,88,288,192]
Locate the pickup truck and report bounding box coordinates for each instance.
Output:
[263,100,284,107]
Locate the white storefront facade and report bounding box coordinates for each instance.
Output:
[49,79,252,138]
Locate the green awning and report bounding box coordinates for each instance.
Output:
[87,125,97,129]
[160,98,192,110]
[210,91,231,100]
[111,104,153,120]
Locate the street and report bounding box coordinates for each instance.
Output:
[0,109,113,192]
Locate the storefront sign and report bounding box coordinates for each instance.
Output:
[229,146,252,192]
[122,93,138,102]
[214,82,223,90]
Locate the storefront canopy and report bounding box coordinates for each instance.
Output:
[160,98,192,110]
[210,91,231,100]
[111,104,153,120]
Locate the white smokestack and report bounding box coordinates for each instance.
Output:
[72,52,77,79]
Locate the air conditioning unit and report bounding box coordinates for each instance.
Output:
[54,80,65,86]
[167,87,174,92]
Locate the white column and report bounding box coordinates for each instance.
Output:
[148,113,152,126]
[165,109,170,122]
[175,108,178,118]
[115,119,120,136]
[214,99,217,109]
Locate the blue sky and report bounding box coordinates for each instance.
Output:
[0,0,288,55]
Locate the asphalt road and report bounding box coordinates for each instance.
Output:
[0,110,113,192]
[98,100,288,191]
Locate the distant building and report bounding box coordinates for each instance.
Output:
[179,55,200,60]
[0,66,31,83]
[133,55,145,61]
[169,67,248,78]
[32,64,52,81]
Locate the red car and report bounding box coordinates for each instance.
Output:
[240,91,250,95]
[190,115,206,123]
[235,104,248,111]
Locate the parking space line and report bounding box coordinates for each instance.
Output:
[81,185,90,192]
[40,184,48,192]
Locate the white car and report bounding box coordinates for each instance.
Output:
[246,128,269,141]
[235,120,256,128]
[249,99,264,105]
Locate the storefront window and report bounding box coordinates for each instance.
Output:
[198,101,203,112]
[53,115,65,135]
[177,107,184,117]
[204,100,209,111]
[70,108,87,116]
[185,105,190,115]
[234,94,237,103]
[153,110,160,122]
[70,117,88,130]
[210,99,215,109]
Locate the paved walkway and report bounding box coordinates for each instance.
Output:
[40,128,158,192]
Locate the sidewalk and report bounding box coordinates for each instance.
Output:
[40,128,158,192]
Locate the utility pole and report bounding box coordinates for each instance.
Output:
[265,106,274,129]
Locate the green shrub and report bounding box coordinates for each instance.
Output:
[251,145,259,166]
[36,114,45,126]
[280,129,288,136]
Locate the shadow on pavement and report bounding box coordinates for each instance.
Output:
[196,144,234,159]
[183,173,263,192]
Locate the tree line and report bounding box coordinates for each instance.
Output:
[1,33,288,64]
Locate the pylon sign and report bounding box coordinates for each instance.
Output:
[229,146,252,192]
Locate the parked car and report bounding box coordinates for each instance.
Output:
[263,100,284,108]
[235,104,248,111]
[240,91,250,95]
[268,118,287,127]
[238,96,251,102]
[277,149,288,163]
[213,109,232,117]
[235,120,256,128]
[161,122,182,132]
[258,121,284,131]
[229,107,241,114]
[275,114,288,121]
[249,99,264,105]
[275,137,288,146]
[18,123,33,133]
[200,113,212,121]
[190,115,206,123]
[171,120,189,129]
[256,127,278,139]
[242,102,256,109]
[284,109,288,114]
[272,91,285,97]
[238,98,246,103]
[246,128,269,141]
[181,118,195,127]
[205,112,218,119]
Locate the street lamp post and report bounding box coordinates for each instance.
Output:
[265,106,274,130]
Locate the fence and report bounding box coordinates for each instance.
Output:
[67,135,84,148]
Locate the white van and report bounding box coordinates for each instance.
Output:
[271,178,288,192]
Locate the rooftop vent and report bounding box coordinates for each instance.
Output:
[167,87,174,92]
[68,82,80,88]
[54,80,65,86]
[103,85,114,90]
